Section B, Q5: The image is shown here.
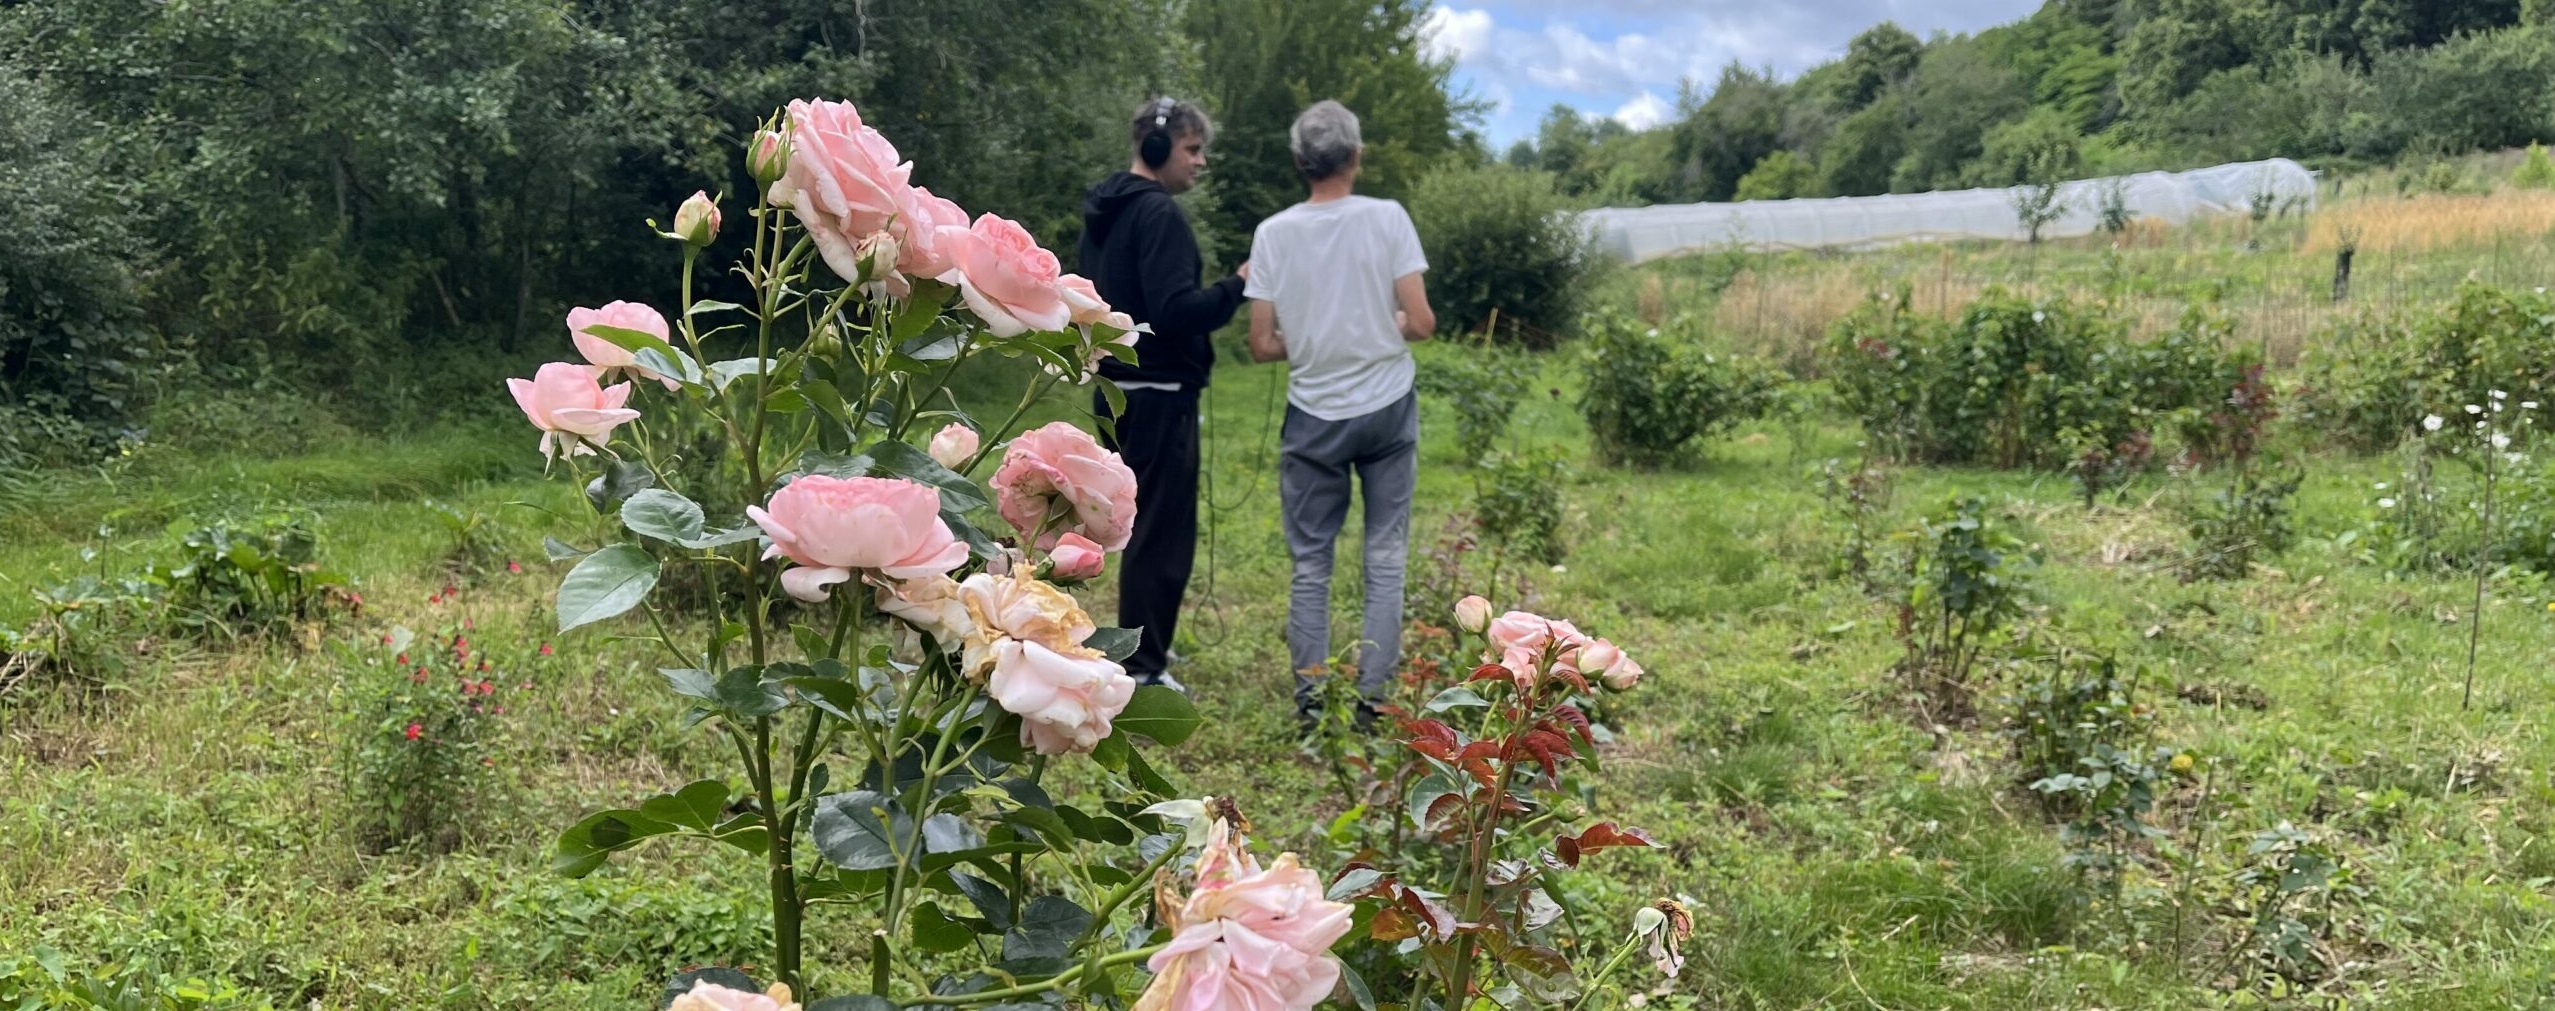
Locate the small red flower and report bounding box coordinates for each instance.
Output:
[380,634,393,645]
[507,560,524,575]
[478,659,491,672]
[403,722,423,742]
[518,682,534,691]
[427,593,441,605]
[492,705,506,715]
[538,642,553,657]
[396,653,409,665]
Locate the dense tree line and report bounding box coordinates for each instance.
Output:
[0,0,1465,445]
[1520,0,2555,206]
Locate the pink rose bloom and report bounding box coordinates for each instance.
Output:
[746,475,969,602]
[1136,820,1355,1011]
[771,98,914,285]
[949,213,1070,337]
[667,980,798,1011]
[957,573,1098,661]
[1057,273,1115,326]
[877,574,972,650]
[1485,610,1599,686]
[994,422,1139,550]
[1602,653,1645,691]
[1453,595,1492,633]
[507,362,640,461]
[567,301,680,389]
[1579,639,1642,689]
[896,186,971,282]
[953,572,1129,753]
[928,423,980,470]
[1047,532,1106,581]
[1485,610,1588,655]
[985,637,1135,755]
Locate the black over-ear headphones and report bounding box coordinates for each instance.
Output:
[1140,97,1178,169]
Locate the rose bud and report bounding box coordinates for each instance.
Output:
[1046,532,1106,582]
[1454,595,1492,634]
[673,190,720,247]
[746,129,791,184]
[929,423,980,470]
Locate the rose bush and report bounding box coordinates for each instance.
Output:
[522,97,1231,1006]
[508,96,1661,1011]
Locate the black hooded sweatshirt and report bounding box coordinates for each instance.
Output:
[1077,171,1245,389]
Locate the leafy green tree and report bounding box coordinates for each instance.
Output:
[1733,150,1817,200]
[0,66,150,437]
[1968,107,2085,187]
[1668,63,1788,201]
[1185,0,1479,257]
[1888,37,2028,192]
[2116,0,2252,120]
[1580,128,1680,206]
[1819,93,1911,197]
[1829,22,1922,113]
[1536,103,1598,189]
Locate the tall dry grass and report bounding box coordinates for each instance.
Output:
[2303,190,2555,255]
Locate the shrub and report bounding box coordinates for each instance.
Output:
[1413,341,1537,463]
[1829,290,2263,471]
[342,623,526,853]
[1895,495,2033,721]
[2233,824,2364,985]
[146,512,351,637]
[1407,162,1593,347]
[1577,308,1783,468]
[2296,281,2555,451]
[1471,449,1568,566]
[2515,142,2555,189]
[2,576,155,695]
[2002,648,2177,884]
[2115,304,2276,467]
[2292,312,2437,451]
[0,69,155,446]
[1830,288,2127,467]
[2181,459,2304,581]
[1811,456,1895,591]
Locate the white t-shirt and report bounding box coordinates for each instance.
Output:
[1243,195,1428,421]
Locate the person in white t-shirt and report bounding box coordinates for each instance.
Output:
[1242,100,1437,725]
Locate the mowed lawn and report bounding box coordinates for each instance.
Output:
[6,346,2555,1009]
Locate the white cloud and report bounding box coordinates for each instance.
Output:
[1421,6,1496,64]
[1525,22,1696,94]
[1611,91,1673,131]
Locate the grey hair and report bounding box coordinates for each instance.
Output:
[1289,100,1362,181]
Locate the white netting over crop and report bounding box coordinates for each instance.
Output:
[1580,158,2319,262]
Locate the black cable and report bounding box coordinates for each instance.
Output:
[1186,364,1283,647]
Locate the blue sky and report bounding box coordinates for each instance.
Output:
[1424,1,2045,147]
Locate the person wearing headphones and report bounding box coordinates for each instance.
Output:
[1243,100,1435,726]
[1076,97,1247,691]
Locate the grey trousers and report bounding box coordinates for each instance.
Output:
[1281,390,1419,710]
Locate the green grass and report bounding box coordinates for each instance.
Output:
[8,338,2555,1008]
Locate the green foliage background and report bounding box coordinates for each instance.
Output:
[9,0,2555,451]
